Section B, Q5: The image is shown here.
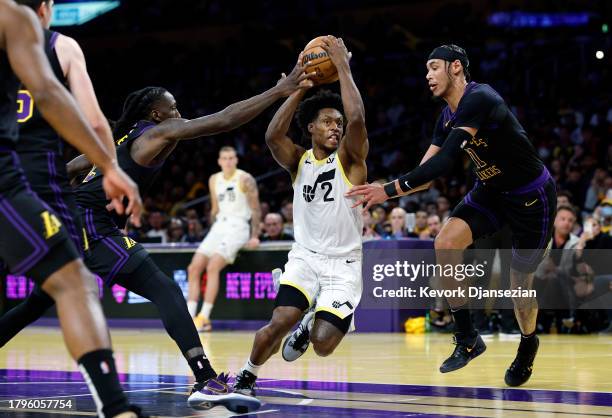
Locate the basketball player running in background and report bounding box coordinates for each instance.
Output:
[187,146,260,332]
[0,58,312,411]
[233,35,368,395]
[0,0,118,348]
[347,44,556,387]
[0,2,144,417]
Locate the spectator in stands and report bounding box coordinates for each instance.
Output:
[420,215,441,240]
[146,210,168,243]
[362,210,381,241]
[280,201,294,236]
[557,190,573,208]
[168,218,186,243]
[385,207,409,239]
[594,199,612,234]
[184,218,205,243]
[260,213,294,241]
[413,210,430,237]
[437,196,451,222]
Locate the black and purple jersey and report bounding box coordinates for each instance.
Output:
[16,30,67,154]
[0,50,19,146]
[432,82,543,190]
[77,120,164,239]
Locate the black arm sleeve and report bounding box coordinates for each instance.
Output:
[397,128,472,193]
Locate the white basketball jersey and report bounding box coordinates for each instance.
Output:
[214,169,251,222]
[292,149,363,255]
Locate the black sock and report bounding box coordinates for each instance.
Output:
[521,331,536,339]
[78,349,129,418]
[185,348,216,383]
[451,307,477,343]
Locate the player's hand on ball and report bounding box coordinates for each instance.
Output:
[321,35,351,68]
[245,237,260,249]
[345,183,388,213]
[276,53,315,96]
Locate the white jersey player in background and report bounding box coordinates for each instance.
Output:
[233,36,368,395]
[187,146,261,331]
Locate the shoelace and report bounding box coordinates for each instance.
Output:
[291,324,309,350]
[234,372,256,390]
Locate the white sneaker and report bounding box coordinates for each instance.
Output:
[282,311,315,362]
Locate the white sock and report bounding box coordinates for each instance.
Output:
[303,310,315,331]
[199,302,214,319]
[187,301,197,317]
[242,359,261,377]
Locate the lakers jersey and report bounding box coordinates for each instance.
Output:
[292,149,363,255]
[214,169,251,222]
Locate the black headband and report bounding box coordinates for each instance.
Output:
[428,46,469,69]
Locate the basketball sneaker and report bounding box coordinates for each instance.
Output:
[188,373,260,413]
[504,335,539,387]
[194,314,212,332]
[439,333,486,373]
[233,369,258,397]
[282,311,315,362]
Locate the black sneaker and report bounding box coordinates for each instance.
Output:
[439,334,486,373]
[505,335,539,387]
[233,370,257,397]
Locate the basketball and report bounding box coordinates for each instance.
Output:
[302,36,339,85]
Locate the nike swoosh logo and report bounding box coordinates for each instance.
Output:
[346,259,356,264]
[525,199,538,207]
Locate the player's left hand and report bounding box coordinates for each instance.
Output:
[321,35,352,67]
[346,183,388,213]
[245,237,260,249]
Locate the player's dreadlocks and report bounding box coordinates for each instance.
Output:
[113,87,167,140]
[296,89,344,140]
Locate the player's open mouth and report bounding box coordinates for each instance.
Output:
[429,84,437,92]
[328,134,339,143]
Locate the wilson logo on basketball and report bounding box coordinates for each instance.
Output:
[302,51,329,64]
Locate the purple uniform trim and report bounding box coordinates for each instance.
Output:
[47,151,81,250]
[464,192,501,229]
[101,236,129,283]
[0,199,48,274]
[506,167,552,195]
[49,31,59,50]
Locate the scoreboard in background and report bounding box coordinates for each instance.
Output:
[51,1,120,27]
[0,243,291,320]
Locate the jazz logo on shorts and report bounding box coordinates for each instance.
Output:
[41,211,62,239]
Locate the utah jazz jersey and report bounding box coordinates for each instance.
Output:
[76,120,163,238]
[16,30,67,154]
[214,169,251,223]
[0,50,19,146]
[292,149,362,256]
[432,82,543,190]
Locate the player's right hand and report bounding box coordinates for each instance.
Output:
[276,53,315,96]
[102,164,143,227]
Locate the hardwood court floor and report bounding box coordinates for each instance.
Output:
[0,327,610,417]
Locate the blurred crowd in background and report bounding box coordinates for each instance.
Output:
[57,0,611,332]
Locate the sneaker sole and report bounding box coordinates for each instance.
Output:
[187,391,261,413]
[439,342,487,373]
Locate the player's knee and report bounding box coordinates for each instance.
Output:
[187,263,202,280]
[311,336,336,357]
[434,234,459,250]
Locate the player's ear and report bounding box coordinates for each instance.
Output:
[151,109,162,123]
[308,122,314,134]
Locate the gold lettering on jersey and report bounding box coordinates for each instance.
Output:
[476,165,502,181]
[123,237,137,249]
[116,134,129,146]
[82,228,90,251]
[464,148,487,169]
[41,211,62,239]
[469,137,488,147]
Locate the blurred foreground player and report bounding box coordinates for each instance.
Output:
[0,0,118,346]
[187,146,261,332]
[348,44,556,387]
[0,1,144,417]
[234,36,368,395]
[0,58,312,411]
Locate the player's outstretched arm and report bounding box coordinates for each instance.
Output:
[265,88,308,175]
[4,5,141,221]
[133,55,314,165]
[321,36,368,164]
[208,175,219,225]
[346,129,469,212]
[56,34,116,159]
